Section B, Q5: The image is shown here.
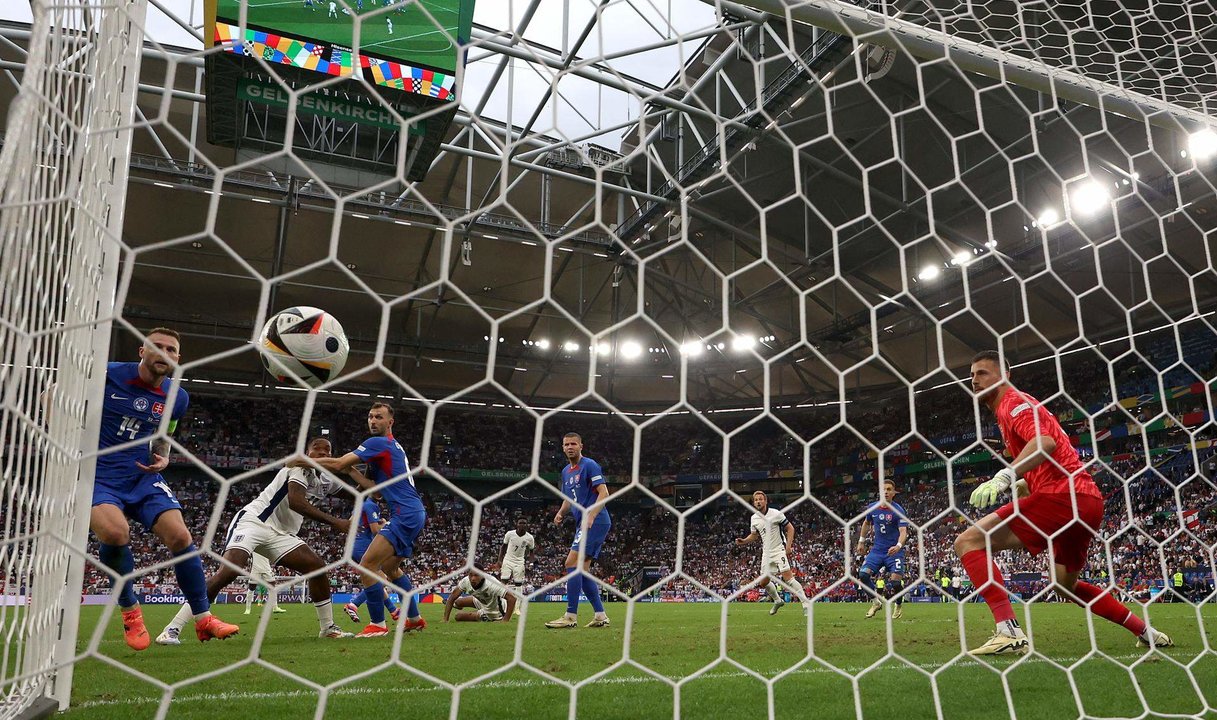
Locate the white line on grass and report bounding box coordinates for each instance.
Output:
[74,651,1170,709]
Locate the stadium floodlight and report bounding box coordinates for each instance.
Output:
[1070,180,1111,215]
[562,340,580,353]
[917,265,941,281]
[595,342,610,356]
[619,341,642,359]
[535,338,550,350]
[949,251,971,266]
[731,334,756,352]
[1188,129,1217,159]
[1037,208,1060,227]
[680,341,704,357]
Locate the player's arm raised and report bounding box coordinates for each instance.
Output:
[286,480,350,533]
[735,530,760,546]
[442,587,463,622]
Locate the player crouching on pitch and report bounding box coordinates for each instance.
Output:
[157,437,354,644]
[443,570,518,623]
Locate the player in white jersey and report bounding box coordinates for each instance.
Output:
[500,519,534,617]
[156,438,353,644]
[735,491,810,615]
[244,552,286,614]
[443,571,517,622]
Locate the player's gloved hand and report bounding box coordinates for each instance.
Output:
[1013,479,1031,499]
[969,468,1016,507]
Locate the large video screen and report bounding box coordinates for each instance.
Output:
[207,0,474,98]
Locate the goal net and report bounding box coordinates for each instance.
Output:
[1,0,1215,717]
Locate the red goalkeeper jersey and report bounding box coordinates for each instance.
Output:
[994,387,1101,498]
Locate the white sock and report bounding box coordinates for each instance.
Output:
[788,579,809,604]
[766,584,782,603]
[315,599,333,630]
[245,590,255,612]
[997,619,1024,637]
[167,603,193,632]
[268,587,278,612]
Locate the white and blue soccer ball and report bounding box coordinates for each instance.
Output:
[258,306,349,388]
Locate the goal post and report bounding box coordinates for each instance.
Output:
[0,0,145,714]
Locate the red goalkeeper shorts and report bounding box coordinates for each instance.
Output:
[994,491,1104,573]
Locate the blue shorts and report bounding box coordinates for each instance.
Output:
[92,474,182,531]
[863,548,904,576]
[380,513,424,559]
[570,521,611,561]
[352,536,374,563]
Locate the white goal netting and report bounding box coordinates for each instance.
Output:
[1,0,1215,718]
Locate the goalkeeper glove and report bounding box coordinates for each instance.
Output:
[970,468,1017,507]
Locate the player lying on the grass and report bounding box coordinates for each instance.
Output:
[245,552,286,615]
[443,571,517,622]
[81,327,238,650]
[156,437,353,644]
[500,518,534,617]
[736,491,810,615]
[343,496,401,623]
[313,403,427,638]
[855,479,910,620]
[954,351,1172,655]
[546,432,612,629]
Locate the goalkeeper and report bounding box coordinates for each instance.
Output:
[953,351,1171,655]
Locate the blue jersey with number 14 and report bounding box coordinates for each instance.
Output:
[865,501,908,550]
[96,362,189,484]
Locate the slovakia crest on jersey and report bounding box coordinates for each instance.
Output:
[152,402,165,416]
[133,397,149,412]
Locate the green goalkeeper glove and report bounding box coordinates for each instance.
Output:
[970,468,1017,507]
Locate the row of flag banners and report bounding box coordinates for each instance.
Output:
[214,21,456,100]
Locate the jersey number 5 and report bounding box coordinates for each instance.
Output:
[118,416,142,439]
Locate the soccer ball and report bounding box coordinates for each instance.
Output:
[258,306,349,387]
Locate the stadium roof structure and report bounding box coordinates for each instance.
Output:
[2,0,1216,414]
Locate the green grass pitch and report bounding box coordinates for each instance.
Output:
[222,0,460,70]
[61,602,1217,719]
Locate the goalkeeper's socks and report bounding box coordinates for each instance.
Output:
[1071,581,1147,636]
[565,568,581,615]
[99,544,139,609]
[961,549,1015,624]
[173,545,211,615]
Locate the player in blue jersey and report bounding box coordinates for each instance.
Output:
[342,497,400,623]
[854,479,910,619]
[545,432,612,629]
[315,402,426,637]
[89,328,238,650]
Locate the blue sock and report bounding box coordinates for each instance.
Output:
[398,574,418,618]
[351,589,367,607]
[565,568,580,614]
[365,582,385,624]
[173,545,210,615]
[98,544,138,608]
[582,574,605,613]
[859,571,876,598]
[383,590,397,613]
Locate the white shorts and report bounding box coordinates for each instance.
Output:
[500,559,526,582]
[225,512,304,568]
[761,553,791,577]
[250,552,275,585]
[472,596,506,621]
